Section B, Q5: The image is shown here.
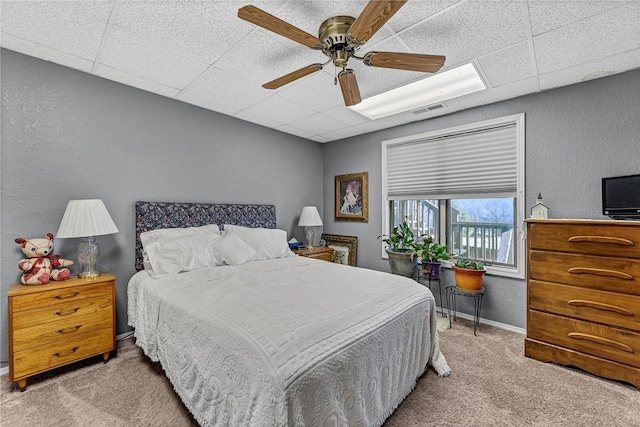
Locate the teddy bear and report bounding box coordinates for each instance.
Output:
[15,233,74,285]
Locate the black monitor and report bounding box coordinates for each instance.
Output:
[602,174,640,219]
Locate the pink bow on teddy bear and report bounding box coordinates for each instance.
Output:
[15,233,74,285]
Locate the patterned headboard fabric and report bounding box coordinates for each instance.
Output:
[135,201,277,271]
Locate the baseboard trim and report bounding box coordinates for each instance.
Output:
[0,332,135,377]
[446,310,526,334]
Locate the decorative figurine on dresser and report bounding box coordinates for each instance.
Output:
[8,233,116,391]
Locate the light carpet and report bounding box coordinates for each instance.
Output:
[2,317,639,426]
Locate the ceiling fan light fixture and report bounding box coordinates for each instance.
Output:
[349,63,486,120]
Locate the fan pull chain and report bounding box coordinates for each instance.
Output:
[334,67,338,85]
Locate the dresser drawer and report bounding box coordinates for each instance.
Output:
[528,222,640,258]
[12,312,113,352]
[529,250,640,295]
[11,282,113,312]
[11,296,113,330]
[529,280,640,331]
[11,328,114,380]
[528,310,640,368]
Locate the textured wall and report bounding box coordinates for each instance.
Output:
[0,49,323,363]
[322,69,640,329]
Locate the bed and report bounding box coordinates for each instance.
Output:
[128,201,450,426]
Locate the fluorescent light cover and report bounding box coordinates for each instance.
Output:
[350,63,486,120]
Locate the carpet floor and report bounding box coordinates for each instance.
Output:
[2,316,639,426]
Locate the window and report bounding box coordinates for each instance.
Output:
[382,114,525,279]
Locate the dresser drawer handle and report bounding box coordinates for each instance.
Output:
[55,308,80,316]
[54,346,79,357]
[54,292,80,299]
[57,325,82,334]
[568,235,635,246]
[568,332,634,353]
[567,300,633,316]
[568,267,633,280]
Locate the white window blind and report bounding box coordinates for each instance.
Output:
[385,122,518,200]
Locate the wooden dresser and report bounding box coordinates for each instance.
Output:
[8,274,116,391]
[526,219,640,387]
[294,246,334,262]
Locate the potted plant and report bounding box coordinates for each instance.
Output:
[378,221,418,277]
[452,258,486,291]
[414,239,453,280]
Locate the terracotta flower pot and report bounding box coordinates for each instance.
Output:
[452,265,486,290]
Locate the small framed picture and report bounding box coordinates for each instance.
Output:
[321,233,358,266]
[318,239,327,247]
[335,172,368,222]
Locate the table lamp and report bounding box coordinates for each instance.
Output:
[57,199,119,278]
[298,206,323,250]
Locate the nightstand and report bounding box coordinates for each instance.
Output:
[8,273,116,391]
[294,247,334,262]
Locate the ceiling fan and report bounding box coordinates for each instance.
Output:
[237,0,446,107]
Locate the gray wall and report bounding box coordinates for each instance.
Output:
[322,69,640,329]
[0,49,324,363]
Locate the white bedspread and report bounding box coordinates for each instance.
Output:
[128,256,450,426]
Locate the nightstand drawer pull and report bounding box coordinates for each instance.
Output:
[54,346,79,357]
[567,300,633,316]
[568,267,633,280]
[54,292,80,300]
[568,235,635,246]
[55,308,80,316]
[568,333,634,353]
[57,325,82,334]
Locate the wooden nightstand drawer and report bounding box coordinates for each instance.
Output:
[12,312,114,352]
[294,247,334,262]
[528,310,640,369]
[529,280,640,332]
[11,296,113,330]
[528,222,640,258]
[12,328,114,379]
[11,282,113,312]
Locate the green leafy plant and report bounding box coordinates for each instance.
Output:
[378,221,416,252]
[454,258,486,270]
[414,239,453,263]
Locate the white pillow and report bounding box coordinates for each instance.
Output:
[223,224,293,260]
[209,232,257,266]
[140,224,222,270]
[145,232,220,279]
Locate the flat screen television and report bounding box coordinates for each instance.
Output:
[602,174,640,219]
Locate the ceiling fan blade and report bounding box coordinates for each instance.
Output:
[238,5,321,49]
[338,69,362,107]
[262,64,324,90]
[363,51,446,73]
[348,0,407,44]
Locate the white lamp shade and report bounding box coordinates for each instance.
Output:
[57,199,119,238]
[298,206,323,227]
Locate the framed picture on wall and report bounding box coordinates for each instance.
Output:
[335,172,368,222]
[321,233,358,266]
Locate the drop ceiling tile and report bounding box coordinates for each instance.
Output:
[387,1,463,33]
[277,71,344,112]
[242,94,316,124]
[178,92,241,117]
[0,0,113,60]
[98,25,211,89]
[277,125,316,140]
[310,135,331,143]
[354,111,416,133]
[94,64,180,98]
[217,1,288,15]
[272,1,366,39]
[234,110,284,129]
[478,41,534,87]
[177,66,271,111]
[0,34,93,73]
[319,126,365,142]
[287,113,350,136]
[534,3,640,74]
[454,77,540,110]
[113,1,253,65]
[539,48,640,91]
[528,1,627,36]
[321,106,371,127]
[399,1,528,68]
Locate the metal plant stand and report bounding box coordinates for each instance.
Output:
[417,265,446,317]
[446,286,485,336]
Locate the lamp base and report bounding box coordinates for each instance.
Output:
[78,271,101,279]
[305,226,315,250]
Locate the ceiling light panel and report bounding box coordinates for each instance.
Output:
[350,63,486,120]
